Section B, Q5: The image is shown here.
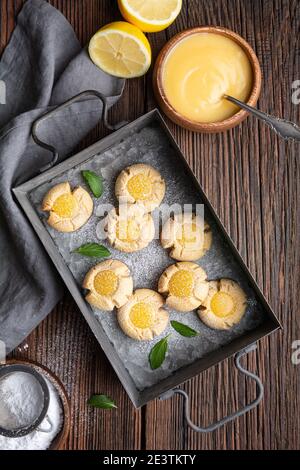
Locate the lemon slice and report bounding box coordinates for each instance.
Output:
[88,21,151,78]
[118,0,182,32]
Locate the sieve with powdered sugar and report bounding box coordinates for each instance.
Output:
[0,364,53,438]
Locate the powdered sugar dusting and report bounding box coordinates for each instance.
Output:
[29,124,264,390]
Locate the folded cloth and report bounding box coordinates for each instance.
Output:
[0,0,125,353]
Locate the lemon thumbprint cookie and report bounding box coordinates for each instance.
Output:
[42,182,93,233]
[83,260,133,311]
[105,204,155,253]
[117,289,169,340]
[161,213,212,261]
[198,279,247,330]
[158,262,209,312]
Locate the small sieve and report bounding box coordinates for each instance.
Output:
[0,364,53,438]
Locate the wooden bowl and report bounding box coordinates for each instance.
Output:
[153,26,262,133]
[6,359,70,450]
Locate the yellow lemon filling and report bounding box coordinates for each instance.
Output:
[116,219,141,242]
[210,292,235,317]
[94,270,118,296]
[127,174,152,201]
[52,194,77,218]
[169,270,194,297]
[162,33,253,123]
[178,223,200,246]
[129,302,154,328]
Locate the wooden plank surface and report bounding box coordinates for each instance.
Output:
[1,0,299,450]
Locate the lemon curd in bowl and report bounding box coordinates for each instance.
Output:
[153,27,262,132]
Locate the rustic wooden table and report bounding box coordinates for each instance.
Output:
[1,0,299,450]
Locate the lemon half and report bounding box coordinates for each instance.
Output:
[118,0,182,33]
[88,21,151,78]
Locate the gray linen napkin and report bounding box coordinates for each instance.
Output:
[0,0,125,353]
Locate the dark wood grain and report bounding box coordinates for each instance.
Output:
[1,0,299,450]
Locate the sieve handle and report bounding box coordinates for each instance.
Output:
[37,415,53,434]
[159,343,264,433]
[31,90,127,173]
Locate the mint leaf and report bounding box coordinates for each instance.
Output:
[82,170,103,198]
[149,334,171,370]
[73,243,110,258]
[87,395,117,409]
[170,320,199,337]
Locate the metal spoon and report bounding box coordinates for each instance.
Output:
[224,94,300,142]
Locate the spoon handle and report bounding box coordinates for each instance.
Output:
[225,95,300,142]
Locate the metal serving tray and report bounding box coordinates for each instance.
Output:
[14,91,280,432]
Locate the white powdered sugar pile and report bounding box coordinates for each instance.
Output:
[0,372,63,450]
[0,372,44,431]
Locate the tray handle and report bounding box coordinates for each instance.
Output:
[159,344,263,433]
[31,90,127,173]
